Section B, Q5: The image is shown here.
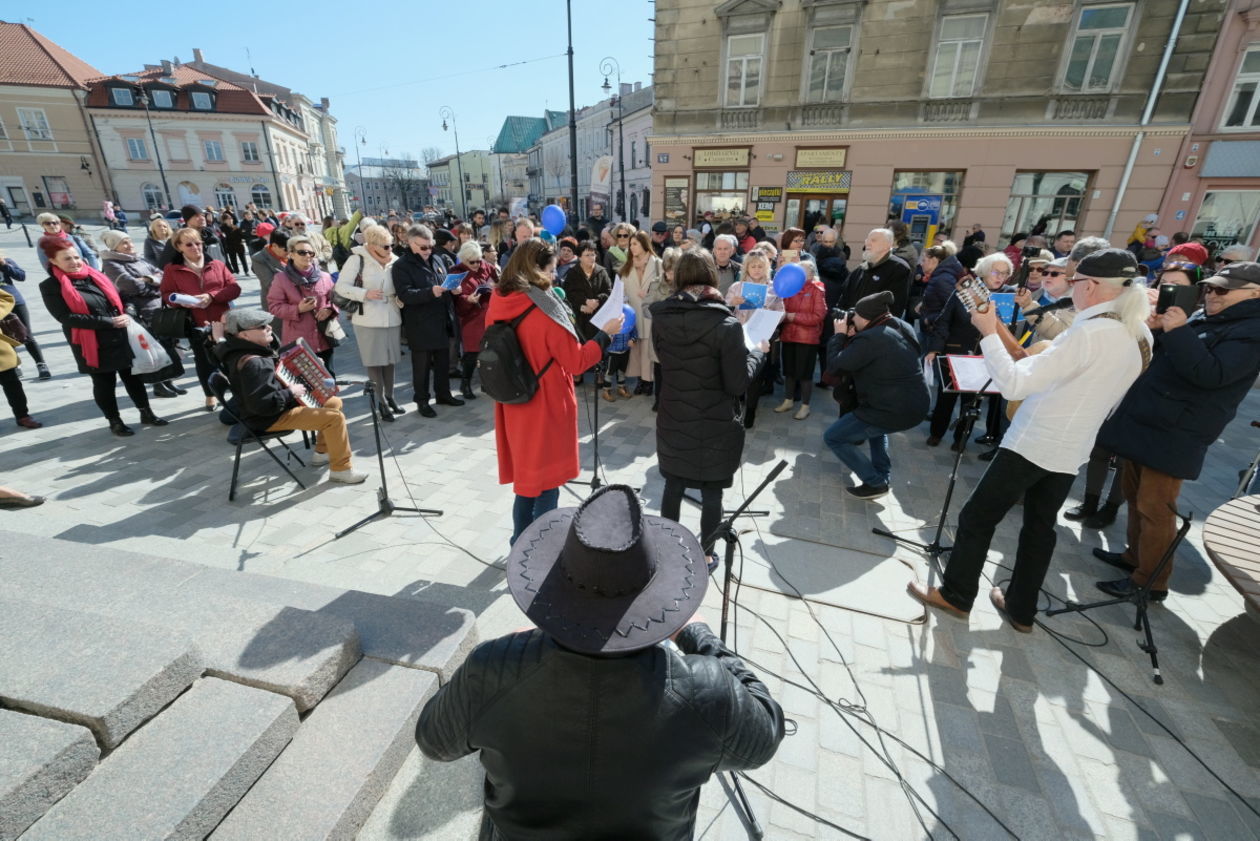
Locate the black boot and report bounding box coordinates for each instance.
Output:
[1083,501,1120,529]
[152,382,177,399]
[108,417,135,436]
[139,409,169,426]
[1064,494,1100,522]
[386,396,406,415]
[379,403,395,422]
[461,379,477,400]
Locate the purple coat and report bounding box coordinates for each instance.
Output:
[267,266,339,353]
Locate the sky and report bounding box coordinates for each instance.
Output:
[23,1,655,161]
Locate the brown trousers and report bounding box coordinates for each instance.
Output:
[1121,460,1184,590]
[266,395,352,472]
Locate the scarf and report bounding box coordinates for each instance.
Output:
[526,285,578,339]
[53,264,124,368]
[679,284,725,304]
[282,260,321,289]
[607,246,627,266]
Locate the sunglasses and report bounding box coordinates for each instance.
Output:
[293,250,316,257]
[415,245,432,251]
[1216,257,1233,265]
[1042,270,1065,278]
[42,221,60,227]
[1204,285,1234,296]
[616,234,630,239]
[180,241,203,248]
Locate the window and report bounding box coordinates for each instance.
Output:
[126,138,148,160]
[241,141,260,162]
[251,184,272,207]
[807,25,852,102]
[1002,172,1090,240]
[17,108,52,141]
[1223,47,1260,129]
[141,183,164,210]
[190,91,213,110]
[0,118,6,140]
[167,137,189,160]
[214,184,237,208]
[204,140,224,162]
[629,140,637,168]
[43,176,72,208]
[1191,191,1260,253]
[694,171,749,218]
[150,89,173,108]
[725,34,763,107]
[929,15,986,98]
[1063,4,1132,92]
[888,171,965,238]
[110,88,134,107]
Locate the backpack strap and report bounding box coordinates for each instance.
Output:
[1088,311,1152,371]
[504,303,555,379]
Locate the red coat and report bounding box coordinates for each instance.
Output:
[487,288,604,496]
[779,278,827,345]
[451,260,496,350]
[159,259,240,326]
[267,267,338,352]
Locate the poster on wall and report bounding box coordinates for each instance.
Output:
[664,177,689,222]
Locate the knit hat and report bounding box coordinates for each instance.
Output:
[180,204,203,222]
[1076,248,1141,284]
[1166,242,1209,266]
[457,240,483,264]
[855,290,894,320]
[100,230,130,251]
[254,222,276,240]
[224,309,273,335]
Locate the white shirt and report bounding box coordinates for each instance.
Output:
[979,299,1150,474]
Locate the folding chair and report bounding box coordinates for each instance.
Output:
[209,371,306,501]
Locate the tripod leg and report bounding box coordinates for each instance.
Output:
[1137,606,1163,685]
[724,773,765,839]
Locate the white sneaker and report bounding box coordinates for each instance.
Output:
[327,468,368,485]
[309,450,330,466]
[794,405,811,420]
[773,399,795,413]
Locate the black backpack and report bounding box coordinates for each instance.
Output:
[478,304,553,404]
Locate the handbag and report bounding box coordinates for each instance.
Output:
[0,313,29,344]
[125,320,172,375]
[149,306,191,339]
[331,258,364,316]
[321,315,345,347]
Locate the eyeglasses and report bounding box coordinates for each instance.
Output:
[1067,275,1093,285]
[467,259,482,265]
[293,222,306,227]
[991,270,1012,279]
[293,250,316,257]
[415,245,432,251]
[1042,270,1065,278]
[616,234,630,240]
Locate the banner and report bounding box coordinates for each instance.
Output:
[590,155,613,205]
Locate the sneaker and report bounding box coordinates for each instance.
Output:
[793,405,810,420]
[846,483,890,500]
[328,468,368,485]
[36,362,51,380]
[310,450,330,466]
[773,399,795,413]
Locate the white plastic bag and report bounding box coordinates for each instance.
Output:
[127,320,171,375]
[923,356,936,391]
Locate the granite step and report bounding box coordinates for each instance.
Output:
[211,658,437,841]
[0,711,98,841]
[18,678,298,841]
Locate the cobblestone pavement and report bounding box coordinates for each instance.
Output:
[3,223,1260,840]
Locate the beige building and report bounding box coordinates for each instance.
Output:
[650,0,1226,246]
[0,23,111,221]
[428,150,495,217]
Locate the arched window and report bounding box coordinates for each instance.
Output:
[176,181,201,206]
[214,183,237,208]
[141,183,164,210]
[251,184,272,207]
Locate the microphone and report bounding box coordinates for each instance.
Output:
[1023,298,1074,318]
[335,378,369,387]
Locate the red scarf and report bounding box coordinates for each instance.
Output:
[53,264,124,368]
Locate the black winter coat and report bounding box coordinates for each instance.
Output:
[214,336,296,431]
[1097,298,1260,480]
[561,264,612,341]
[841,254,914,319]
[651,291,764,485]
[919,255,966,330]
[416,624,784,841]
[814,245,849,310]
[826,316,930,431]
[928,293,980,355]
[39,275,133,374]
[394,250,457,350]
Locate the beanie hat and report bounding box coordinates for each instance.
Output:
[100,230,130,251]
[855,290,894,321]
[180,204,203,222]
[1166,242,1209,266]
[254,222,276,240]
[457,240,483,264]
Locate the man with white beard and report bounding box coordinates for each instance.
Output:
[839,228,913,319]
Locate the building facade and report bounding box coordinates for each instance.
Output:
[428,150,495,217]
[650,0,1226,246]
[345,158,426,214]
[1157,0,1260,253]
[0,23,111,221]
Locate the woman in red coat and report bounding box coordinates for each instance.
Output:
[488,238,623,544]
[160,227,241,409]
[773,260,828,420]
[451,240,497,399]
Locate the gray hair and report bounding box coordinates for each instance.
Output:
[1220,243,1257,262]
[286,235,313,253]
[407,224,433,242]
[715,234,738,249]
[819,227,838,245]
[868,227,894,247]
[1069,236,1110,264]
[975,252,1014,279]
[363,224,393,247]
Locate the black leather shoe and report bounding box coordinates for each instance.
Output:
[152,382,178,399]
[978,447,998,462]
[417,402,437,418]
[436,395,465,407]
[386,397,406,415]
[109,419,135,436]
[1095,577,1167,602]
[975,434,997,445]
[379,404,395,422]
[1083,502,1120,529]
[1063,500,1098,521]
[139,409,169,426]
[1092,546,1136,572]
[168,382,189,395]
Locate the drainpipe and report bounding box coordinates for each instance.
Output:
[1103,0,1192,240]
[261,120,286,211]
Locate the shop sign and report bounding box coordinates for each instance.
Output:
[795,148,847,168]
[664,176,689,221]
[657,153,670,164]
[755,208,775,222]
[751,186,781,203]
[694,148,750,168]
[785,170,852,193]
[756,202,776,211]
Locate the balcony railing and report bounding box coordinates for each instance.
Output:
[920,99,974,123]
[800,104,847,128]
[1049,96,1112,121]
[720,109,760,130]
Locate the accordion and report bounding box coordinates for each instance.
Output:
[277,338,338,407]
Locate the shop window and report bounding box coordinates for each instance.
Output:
[1223,46,1260,130]
[695,170,749,219]
[929,15,986,99]
[126,138,148,161]
[725,34,763,108]
[1002,172,1089,240]
[1062,4,1133,93]
[1192,191,1260,253]
[43,176,72,208]
[806,25,853,103]
[251,184,272,207]
[141,183,164,210]
[889,171,965,238]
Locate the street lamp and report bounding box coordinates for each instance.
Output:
[489,134,506,210]
[600,57,627,225]
[439,106,466,218]
[353,126,367,213]
[136,88,172,211]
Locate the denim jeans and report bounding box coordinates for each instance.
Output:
[511,487,561,545]
[823,413,892,487]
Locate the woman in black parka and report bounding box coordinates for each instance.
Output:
[651,250,766,566]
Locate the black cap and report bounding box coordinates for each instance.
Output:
[1075,248,1140,283]
[1202,261,1260,289]
[434,229,457,246]
[651,221,668,233]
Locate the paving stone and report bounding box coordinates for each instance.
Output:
[0,711,98,841]
[983,732,1041,795]
[212,659,437,841]
[20,678,297,841]
[0,598,202,749]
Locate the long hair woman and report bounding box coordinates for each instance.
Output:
[619,229,667,397]
[488,238,623,545]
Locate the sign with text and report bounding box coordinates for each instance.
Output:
[751,186,782,203]
[694,147,750,168]
[663,177,689,221]
[785,170,852,194]
[795,148,847,168]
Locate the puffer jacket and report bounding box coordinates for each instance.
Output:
[101,251,163,318]
[779,278,827,345]
[919,255,966,330]
[416,624,784,841]
[651,288,764,483]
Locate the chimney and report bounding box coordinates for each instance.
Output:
[160,60,172,74]
[634,81,641,92]
[193,48,204,63]
[320,97,330,110]
[620,82,632,97]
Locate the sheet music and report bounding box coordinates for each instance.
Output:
[742,309,784,350]
[590,279,625,331]
[944,355,1001,394]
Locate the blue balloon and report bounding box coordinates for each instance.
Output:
[620,304,636,335]
[541,204,567,236]
[773,263,807,298]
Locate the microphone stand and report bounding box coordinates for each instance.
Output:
[336,380,442,539]
[566,356,607,494]
[704,458,789,841]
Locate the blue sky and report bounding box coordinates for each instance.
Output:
[26,1,655,160]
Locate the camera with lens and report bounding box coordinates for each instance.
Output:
[1021,244,1042,259]
[830,307,851,322]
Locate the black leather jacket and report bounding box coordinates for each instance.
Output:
[417,623,785,841]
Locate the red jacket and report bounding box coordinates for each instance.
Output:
[779,278,827,345]
[452,260,496,350]
[487,288,604,496]
[160,259,240,326]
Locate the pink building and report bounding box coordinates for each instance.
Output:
[1158,1,1260,254]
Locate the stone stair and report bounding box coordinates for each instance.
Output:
[0,531,479,840]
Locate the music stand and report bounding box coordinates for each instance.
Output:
[873,356,993,572]
[336,380,442,539]
[1044,508,1192,685]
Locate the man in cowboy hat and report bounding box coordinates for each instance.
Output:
[416,485,784,840]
